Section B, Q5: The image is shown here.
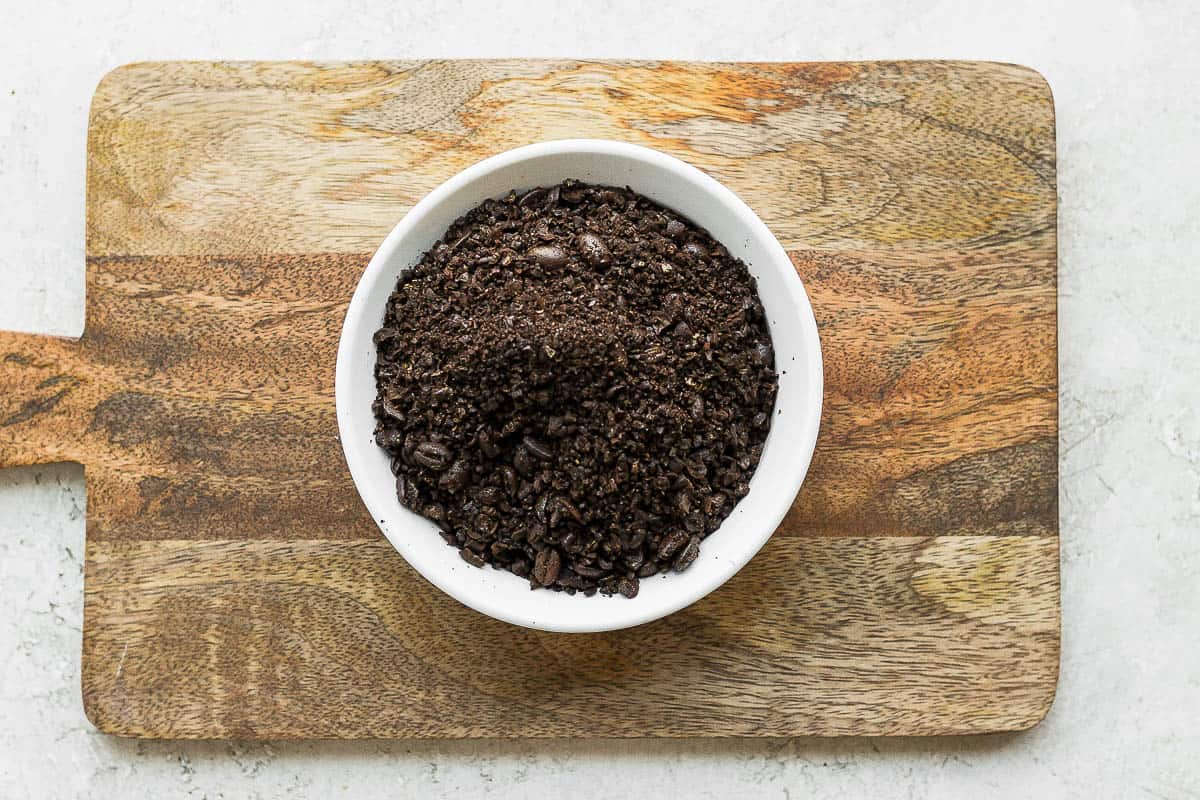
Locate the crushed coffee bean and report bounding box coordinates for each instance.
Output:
[372,180,777,597]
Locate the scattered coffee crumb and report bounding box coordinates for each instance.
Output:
[373,180,777,597]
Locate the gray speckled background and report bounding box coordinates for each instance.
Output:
[2,1,1198,796]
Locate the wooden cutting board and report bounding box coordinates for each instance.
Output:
[0,60,1059,738]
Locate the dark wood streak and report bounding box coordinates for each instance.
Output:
[1,245,1055,544]
[4,369,78,423]
[1,387,74,428]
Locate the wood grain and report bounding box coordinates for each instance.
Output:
[82,535,1057,738]
[0,59,1058,737]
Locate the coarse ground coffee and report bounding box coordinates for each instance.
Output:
[372,180,777,597]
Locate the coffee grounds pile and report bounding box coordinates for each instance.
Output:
[372,180,777,598]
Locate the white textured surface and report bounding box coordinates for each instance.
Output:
[1,0,1198,796]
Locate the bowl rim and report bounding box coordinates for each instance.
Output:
[335,138,823,632]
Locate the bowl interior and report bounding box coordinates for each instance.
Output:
[336,141,822,632]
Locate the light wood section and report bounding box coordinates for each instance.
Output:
[86,60,1054,256]
[82,536,1058,738]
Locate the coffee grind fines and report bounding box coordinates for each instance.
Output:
[372,180,778,598]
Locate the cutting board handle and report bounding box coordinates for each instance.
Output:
[0,329,88,468]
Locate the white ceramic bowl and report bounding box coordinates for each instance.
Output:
[336,139,822,632]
